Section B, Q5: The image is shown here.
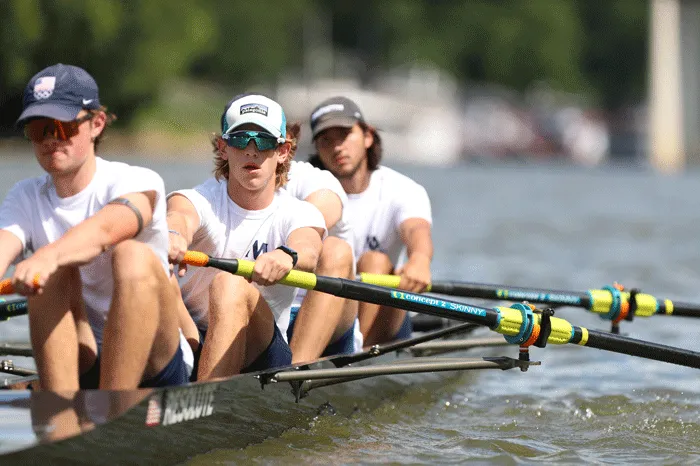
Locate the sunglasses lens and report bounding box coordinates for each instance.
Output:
[226,135,252,150]
[24,118,84,142]
[254,138,278,151]
[225,131,279,151]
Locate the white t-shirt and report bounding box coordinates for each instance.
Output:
[171,178,326,338]
[0,157,170,344]
[346,166,432,265]
[285,161,354,248]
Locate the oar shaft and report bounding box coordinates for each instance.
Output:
[185,253,700,370]
[0,298,28,321]
[360,274,700,320]
[585,329,700,368]
[429,281,592,308]
[665,301,700,318]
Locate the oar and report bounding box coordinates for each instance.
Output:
[182,251,700,370]
[359,274,700,324]
[0,279,30,320]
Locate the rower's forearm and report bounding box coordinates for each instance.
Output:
[166,211,195,245]
[406,230,433,262]
[0,231,23,278]
[46,217,119,266]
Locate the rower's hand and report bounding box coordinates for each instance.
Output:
[251,249,293,286]
[396,253,431,293]
[168,231,189,277]
[12,248,59,295]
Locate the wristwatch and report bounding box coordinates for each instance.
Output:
[276,245,298,267]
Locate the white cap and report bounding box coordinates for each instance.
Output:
[221,94,287,139]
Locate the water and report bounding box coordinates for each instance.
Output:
[2,152,700,464]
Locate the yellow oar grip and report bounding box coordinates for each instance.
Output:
[589,289,659,317]
[235,259,318,290]
[183,251,210,267]
[631,293,658,317]
[494,306,573,345]
[664,300,674,315]
[494,306,523,336]
[360,273,401,288]
[359,273,433,292]
[589,289,613,315]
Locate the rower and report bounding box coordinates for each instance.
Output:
[308,96,434,346]
[284,160,361,363]
[0,64,191,391]
[166,94,326,380]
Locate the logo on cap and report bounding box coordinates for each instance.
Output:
[241,103,268,117]
[33,77,56,100]
[311,104,345,123]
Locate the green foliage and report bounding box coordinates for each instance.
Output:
[0,0,648,135]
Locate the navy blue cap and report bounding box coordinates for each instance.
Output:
[16,63,101,126]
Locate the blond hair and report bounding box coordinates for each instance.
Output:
[212,123,299,188]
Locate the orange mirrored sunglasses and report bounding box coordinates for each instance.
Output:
[24,114,94,142]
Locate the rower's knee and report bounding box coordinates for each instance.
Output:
[209,272,252,306]
[357,250,393,274]
[111,240,161,290]
[317,237,353,277]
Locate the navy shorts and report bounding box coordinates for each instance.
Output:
[191,323,291,380]
[286,306,356,357]
[393,312,413,340]
[79,344,189,389]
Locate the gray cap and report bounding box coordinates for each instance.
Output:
[309,96,364,139]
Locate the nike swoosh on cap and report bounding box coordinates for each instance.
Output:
[82,99,93,105]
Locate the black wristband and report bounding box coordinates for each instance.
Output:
[108,197,144,236]
[276,245,298,267]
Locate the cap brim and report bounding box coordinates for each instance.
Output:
[15,102,81,126]
[311,117,359,139]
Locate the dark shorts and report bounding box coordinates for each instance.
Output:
[286,306,356,357]
[393,312,413,340]
[191,323,291,381]
[79,344,189,389]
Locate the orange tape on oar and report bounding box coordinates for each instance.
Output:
[0,279,14,295]
[0,275,41,295]
[182,251,210,267]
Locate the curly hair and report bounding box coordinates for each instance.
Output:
[88,106,116,152]
[308,121,381,171]
[212,122,300,188]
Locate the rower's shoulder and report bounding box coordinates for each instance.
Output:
[372,166,427,193]
[96,158,164,186]
[6,175,47,193]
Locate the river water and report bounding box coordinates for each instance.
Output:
[2,153,700,464]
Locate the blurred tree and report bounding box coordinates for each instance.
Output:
[0,0,216,134]
[575,0,649,108]
[0,0,649,136]
[188,0,311,88]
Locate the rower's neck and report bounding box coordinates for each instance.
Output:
[226,177,276,211]
[339,162,371,195]
[52,154,97,198]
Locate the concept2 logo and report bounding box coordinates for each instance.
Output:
[495,289,581,305]
[390,291,487,317]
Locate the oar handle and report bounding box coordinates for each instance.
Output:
[181,252,318,290]
[359,273,436,292]
[0,279,14,295]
